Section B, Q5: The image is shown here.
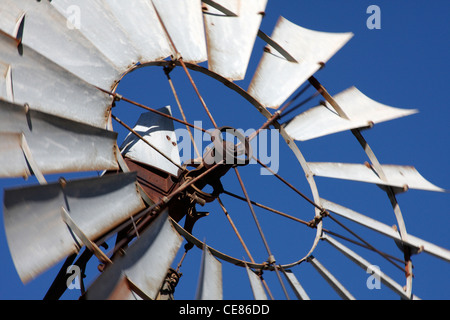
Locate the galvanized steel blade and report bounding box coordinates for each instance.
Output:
[0,0,121,89]
[285,87,419,141]
[50,0,140,72]
[321,198,450,262]
[308,162,446,193]
[85,209,183,300]
[307,255,356,300]
[203,0,267,81]
[104,0,173,63]
[0,33,112,128]
[0,100,118,178]
[0,133,29,179]
[195,244,223,300]
[3,172,146,283]
[245,265,267,300]
[322,233,414,300]
[281,269,310,300]
[248,16,353,109]
[120,106,182,177]
[152,0,207,63]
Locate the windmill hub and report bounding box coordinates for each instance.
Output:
[183,126,253,205]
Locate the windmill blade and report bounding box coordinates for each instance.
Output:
[248,16,353,109]
[104,0,173,63]
[245,265,267,300]
[0,0,120,89]
[50,0,140,72]
[203,0,267,81]
[308,162,446,193]
[195,244,223,300]
[307,255,355,300]
[0,100,118,179]
[281,269,310,300]
[120,106,182,177]
[3,172,145,283]
[85,209,182,300]
[322,233,415,300]
[0,133,29,179]
[151,0,207,63]
[0,33,112,128]
[285,87,418,141]
[321,198,450,262]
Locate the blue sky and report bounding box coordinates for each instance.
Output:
[1,1,449,300]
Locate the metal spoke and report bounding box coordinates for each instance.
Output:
[217,196,274,300]
[233,167,290,299]
[327,213,405,272]
[151,2,218,129]
[164,66,202,159]
[96,86,210,134]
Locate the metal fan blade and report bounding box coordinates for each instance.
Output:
[285,87,418,141]
[248,16,353,109]
[104,0,173,63]
[322,233,415,300]
[0,0,120,89]
[0,33,112,128]
[203,0,267,81]
[307,255,355,300]
[308,162,446,193]
[3,172,145,283]
[245,265,267,300]
[50,0,140,72]
[0,100,118,179]
[85,209,182,300]
[152,0,207,63]
[195,244,223,300]
[0,133,29,179]
[120,106,182,177]
[321,198,450,262]
[281,269,310,300]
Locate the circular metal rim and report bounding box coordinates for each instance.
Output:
[111,59,324,270]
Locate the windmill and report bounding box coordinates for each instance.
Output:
[0,0,448,300]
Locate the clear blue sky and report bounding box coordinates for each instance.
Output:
[1,1,449,300]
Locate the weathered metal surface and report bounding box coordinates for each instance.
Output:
[195,244,223,300]
[120,106,181,177]
[245,265,267,300]
[248,17,353,109]
[204,0,267,80]
[0,133,29,178]
[51,0,140,72]
[0,100,118,178]
[307,255,355,300]
[0,62,12,100]
[0,0,120,89]
[152,0,207,63]
[308,162,445,192]
[3,172,145,283]
[0,33,112,128]
[322,234,414,300]
[285,87,418,141]
[105,0,173,63]
[321,199,450,262]
[281,269,310,300]
[85,210,182,300]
